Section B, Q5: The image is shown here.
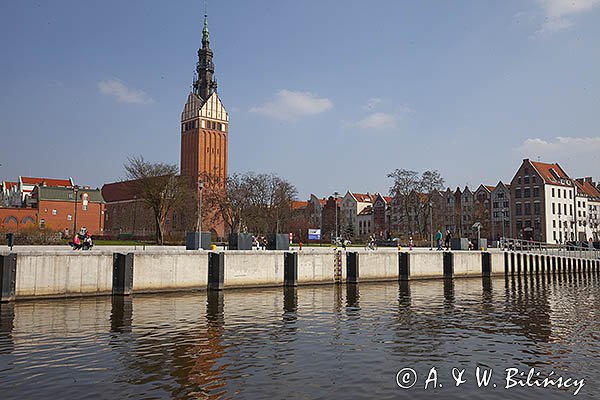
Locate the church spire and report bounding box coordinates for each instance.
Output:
[202,14,210,47]
[192,8,217,100]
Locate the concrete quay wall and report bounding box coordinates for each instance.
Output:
[1,249,598,301]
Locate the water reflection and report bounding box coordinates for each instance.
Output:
[110,296,132,333]
[0,272,599,399]
[0,302,14,354]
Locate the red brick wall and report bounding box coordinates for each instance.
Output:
[38,200,104,235]
[0,208,37,232]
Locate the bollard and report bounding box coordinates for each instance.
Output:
[112,253,134,296]
[0,254,17,302]
[347,252,359,284]
[5,233,14,251]
[443,252,454,278]
[208,252,225,290]
[399,252,410,281]
[482,252,491,277]
[284,252,298,287]
[543,255,547,274]
[529,255,535,275]
[510,253,516,276]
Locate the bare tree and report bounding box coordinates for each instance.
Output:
[123,156,191,244]
[203,172,298,235]
[419,170,445,194]
[388,169,446,238]
[388,169,420,198]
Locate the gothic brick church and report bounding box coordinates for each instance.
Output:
[103,15,228,239]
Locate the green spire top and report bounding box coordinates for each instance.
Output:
[202,14,209,43]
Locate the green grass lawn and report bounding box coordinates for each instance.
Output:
[93,240,158,246]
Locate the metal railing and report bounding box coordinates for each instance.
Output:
[501,237,600,260]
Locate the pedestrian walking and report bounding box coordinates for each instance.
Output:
[435,229,443,251]
[444,230,452,251]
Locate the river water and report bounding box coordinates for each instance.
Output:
[1,273,599,399]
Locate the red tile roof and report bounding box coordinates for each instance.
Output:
[485,185,495,192]
[20,176,72,188]
[383,196,392,203]
[530,161,571,186]
[291,200,309,210]
[352,192,376,202]
[575,180,600,199]
[3,181,17,190]
[102,181,140,202]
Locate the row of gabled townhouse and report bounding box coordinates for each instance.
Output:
[510,159,600,244]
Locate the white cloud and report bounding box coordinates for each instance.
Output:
[250,89,333,121]
[346,103,410,131]
[349,112,398,130]
[363,97,382,111]
[534,0,600,35]
[517,136,600,173]
[97,78,153,104]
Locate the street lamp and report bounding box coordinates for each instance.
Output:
[186,179,204,251]
[429,201,433,250]
[196,180,204,233]
[333,191,340,243]
[72,186,79,236]
[501,208,506,245]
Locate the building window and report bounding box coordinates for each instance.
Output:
[524,203,531,215]
[533,187,540,197]
[83,204,88,211]
[518,177,522,184]
[516,204,522,216]
[557,190,561,198]
[515,188,521,198]
[553,220,556,228]
[524,188,531,198]
[534,203,540,215]
[532,176,537,183]
[503,201,509,208]
[552,203,555,214]
[52,209,57,215]
[552,188,555,197]
[524,176,530,184]
[493,202,498,208]
[68,214,72,221]
[40,219,45,228]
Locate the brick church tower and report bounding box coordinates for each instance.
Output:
[181,14,228,237]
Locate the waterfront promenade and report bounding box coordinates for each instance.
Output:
[1,244,598,302]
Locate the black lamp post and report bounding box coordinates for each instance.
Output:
[72,186,79,235]
[333,191,340,242]
[186,179,204,250]
[196,180,204,232]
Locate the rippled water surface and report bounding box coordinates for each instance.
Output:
[1,273,600,399]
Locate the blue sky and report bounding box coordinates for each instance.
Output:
[1,0,599,198]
